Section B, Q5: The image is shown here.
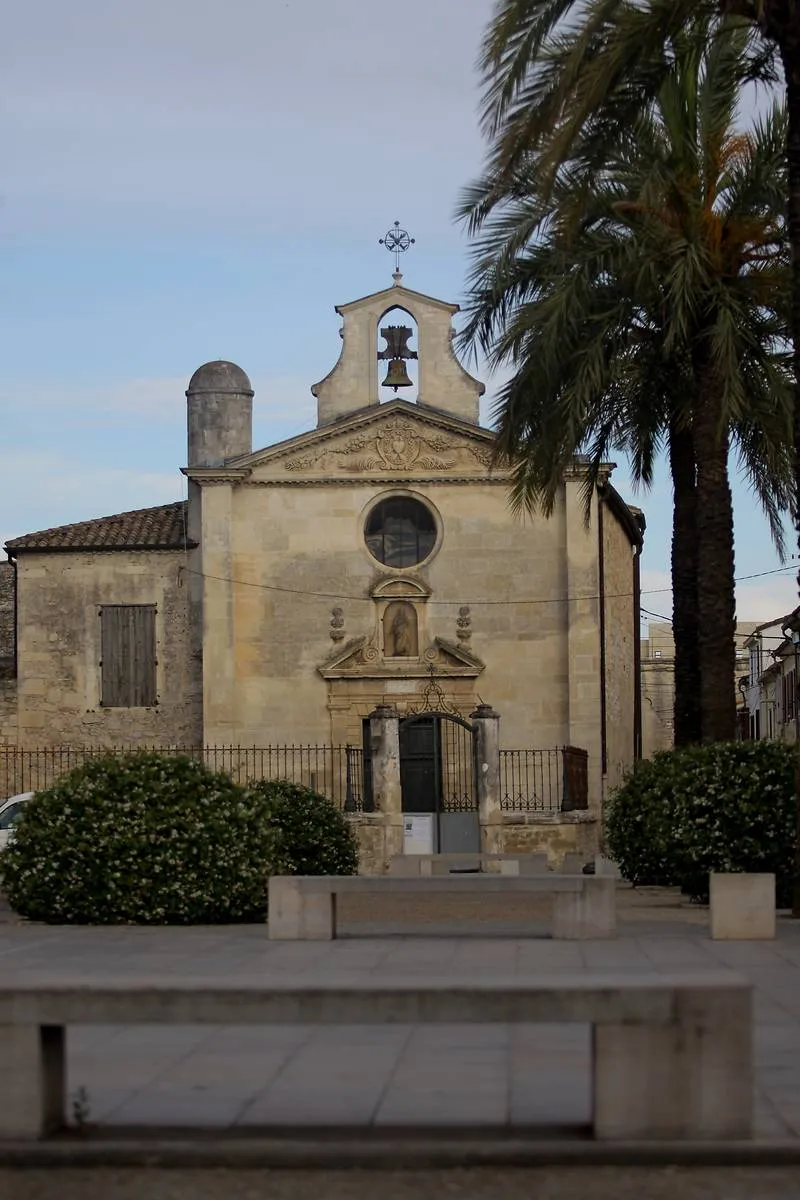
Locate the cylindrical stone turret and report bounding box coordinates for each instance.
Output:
[186,360,253,467]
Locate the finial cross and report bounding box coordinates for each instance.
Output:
[379,220,415,274]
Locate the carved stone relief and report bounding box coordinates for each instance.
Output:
[283,415,492,474]
[456,605,472,642]
[329,607,345,642]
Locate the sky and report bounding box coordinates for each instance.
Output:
[2,0,797,626]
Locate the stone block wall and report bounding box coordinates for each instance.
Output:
[0,561,14,677]
[14,549,200,747]
[348,811,599,876]
[499,812,599,863]
[0,680,17,746]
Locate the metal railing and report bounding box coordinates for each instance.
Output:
[0,744,366,811]
[499,746,588,813]
[1,743,588,816]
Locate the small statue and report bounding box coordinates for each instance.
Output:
[384,602,418,657]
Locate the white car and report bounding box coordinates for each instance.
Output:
[0,793,33,850]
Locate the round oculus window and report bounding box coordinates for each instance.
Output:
[364,496,437,568]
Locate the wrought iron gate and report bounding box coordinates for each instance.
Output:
[398,712,479,854]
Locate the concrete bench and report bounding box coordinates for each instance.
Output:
[0,972,752,1141]
[389,852,549,877]
[268,873,616,940]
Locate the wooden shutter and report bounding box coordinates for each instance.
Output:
[101,606,156,707]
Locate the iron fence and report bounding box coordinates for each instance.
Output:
[0,744,366,811]
[499,746,588,813]
[0,743,588,816]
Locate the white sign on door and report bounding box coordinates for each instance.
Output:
[403,814,434,855]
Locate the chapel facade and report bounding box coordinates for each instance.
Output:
[0,273,645,862]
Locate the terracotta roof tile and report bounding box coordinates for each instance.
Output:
[5,502,191,552]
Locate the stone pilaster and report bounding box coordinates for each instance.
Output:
[564,477,603,808]
[199,482,236,743]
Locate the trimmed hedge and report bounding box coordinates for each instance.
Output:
[247,779,359,877]
[0,753,278,924]
[605,741,796,905]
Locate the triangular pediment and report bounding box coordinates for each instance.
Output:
[318,634,485,680]
[336,282,459,317]
[227,400,500,482]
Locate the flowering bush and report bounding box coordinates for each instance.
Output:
[605,741,796,904]
[603,752,685,887]
[0,753,277,924]
[247,780,359,876]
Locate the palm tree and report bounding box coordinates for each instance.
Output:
[459,14,793,743]
[476,0,800,619]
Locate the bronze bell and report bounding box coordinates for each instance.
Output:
[381,358,413,391]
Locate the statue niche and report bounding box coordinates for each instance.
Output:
[383,601,418,658]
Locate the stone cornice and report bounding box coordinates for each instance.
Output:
[181,467,251,486]
[242,475,510,487]
[318,635,485,681]
[563,462,616,483]
[320,663,481,681]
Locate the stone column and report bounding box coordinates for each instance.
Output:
[472,703,502,853]
[369,705,401,813]
[368,704,403,865]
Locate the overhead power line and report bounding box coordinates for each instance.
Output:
[178,562,797,609]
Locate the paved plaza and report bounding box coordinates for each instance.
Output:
[1,887,800,1143]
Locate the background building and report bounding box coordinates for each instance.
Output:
[641,620,758,756]
[743,611,800,743]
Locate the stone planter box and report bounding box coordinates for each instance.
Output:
[710,872,776,940]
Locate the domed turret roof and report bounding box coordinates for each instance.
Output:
[186,360,253,395]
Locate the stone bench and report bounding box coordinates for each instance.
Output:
[0,972,752,1141]
[268,873,616,940]
[710,872,776,940]
[389,852,549,877]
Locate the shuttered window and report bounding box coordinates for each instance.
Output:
[100,605,157,707]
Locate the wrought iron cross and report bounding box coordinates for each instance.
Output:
[379,220,415,273]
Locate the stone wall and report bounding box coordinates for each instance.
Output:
[0,562,16,745]
[641,658,675,757]
[314,282,483,427]
[14,549,200,747]
[601,495,638,795]
[348,811,599,876]
[199,472,574,749]
[347,814,390,875]
[498,812,599,863]
[0,680,17,746]
[0,561,14,674]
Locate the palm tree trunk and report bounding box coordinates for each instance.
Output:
[692,385,737,743]
[779,46,800,915]
[669,420,701,746]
